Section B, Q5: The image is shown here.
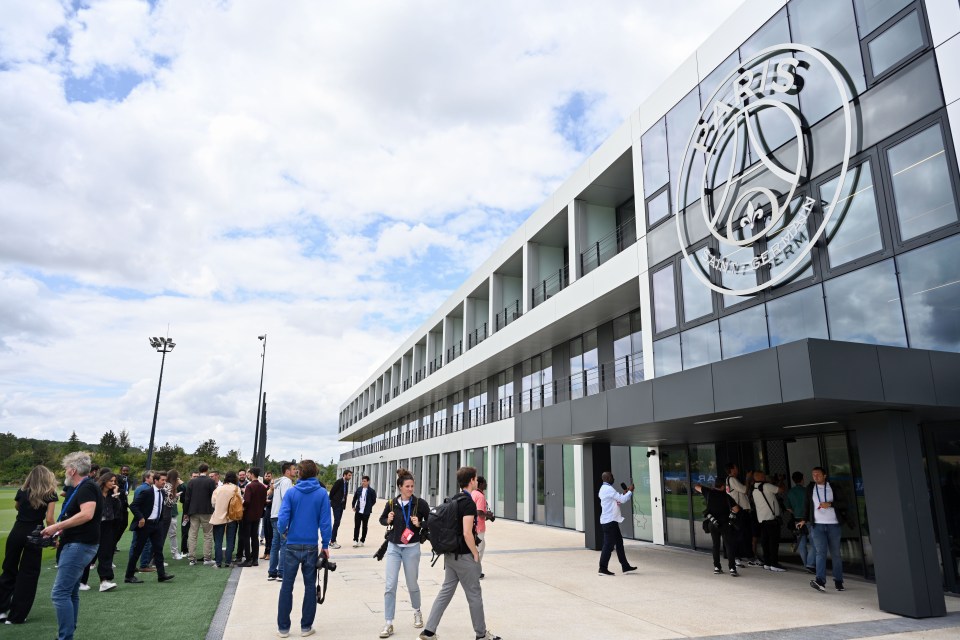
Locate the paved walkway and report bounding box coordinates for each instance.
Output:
[217,503,960,639]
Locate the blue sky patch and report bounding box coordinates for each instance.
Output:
[554,90,603,154]
[64,64,147,103]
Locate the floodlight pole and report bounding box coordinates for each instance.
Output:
[146,336,175,470]
[252,334,267,465]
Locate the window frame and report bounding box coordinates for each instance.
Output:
[860,3,931,87]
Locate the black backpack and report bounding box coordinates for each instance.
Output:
[427,493,471,566]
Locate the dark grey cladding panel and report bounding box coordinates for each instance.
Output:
[777,340,815,402]
[571,393,607,435]
[542,402,573,439]
[606,380,654,430]
[518,410,542,442]
[712,349,783,413]
[808,339,884,402]
[877,346,937,406]
[930,350,960,406]
[652,365,715,421]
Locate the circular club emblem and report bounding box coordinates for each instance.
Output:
[676,43,853,296]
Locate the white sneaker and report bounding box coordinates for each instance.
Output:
[769,566,786,572]
[78,583,90,591]
[359,541,364,547]
[163,562,169,567]
[352,542,359,548]
[378,623,393,638]
[0,612,7,621]
[203,560,217,566]
[330,542,341,549]
[413,610,423,628]
[477,632,502,640]
[112,563,116,568]
[301,629,315,637]
[99,581,117,592]
[277,632,289,639]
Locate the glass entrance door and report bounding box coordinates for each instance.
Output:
[923,423,960,593]
[660,445,693,547]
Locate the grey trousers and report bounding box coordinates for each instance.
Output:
[425,553,486,636]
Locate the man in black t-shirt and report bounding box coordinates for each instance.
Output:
[41,452,102,640]
[419,467,502,640]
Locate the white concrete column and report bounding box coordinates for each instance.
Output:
[442,316,454,364]
[486,444,495,489]
[489,273,503,333]
[648,447,665,545]
[573,443,585,532]
[464,297,476,348]
[568,200,582,282]
[522,242,540,313]
[522,443,532,523]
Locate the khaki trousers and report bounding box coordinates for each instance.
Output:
[187,513,213,560]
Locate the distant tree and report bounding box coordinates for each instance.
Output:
[154,442,185,471]
[195,439,219,460]
[67,431,81,452]
[99,430,119,457]
[117,429,132,450]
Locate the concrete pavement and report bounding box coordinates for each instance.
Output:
[215,502,960,639]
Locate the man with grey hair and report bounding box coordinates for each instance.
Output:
[41,452,103,640]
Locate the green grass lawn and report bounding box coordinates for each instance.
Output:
[0,487,231,638]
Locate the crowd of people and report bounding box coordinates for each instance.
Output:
[0,453,503,640]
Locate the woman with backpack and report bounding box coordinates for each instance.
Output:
[210,472,242,568]
[378,468,429,638]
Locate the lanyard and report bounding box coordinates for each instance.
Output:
[58,478,87,522]
[399,499,412,529]
[815,483,830,505]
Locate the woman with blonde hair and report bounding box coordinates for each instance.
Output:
[0,465,58,624]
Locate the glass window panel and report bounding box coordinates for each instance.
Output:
[647,189,670,226]
[667,88,703,215]
[739,8,790,60]
[767,285,829,346]
[699,51,740,106]
[629,447,654,541]
[681,321,721,369]
[613,314,631,357]
[681,247,714,322]
[867,10,924,77]
[563,445,576,529]
[825,259,907,346]
[653,264,678,332]
[654,334,682,376]
[642,117,669,197]
[897,234,960,352]
[516,447,525,516]
[887,123,959,240]
[720,241,758,307]
[720,304,770,358]
[860,54,942,150]
[768,196,815,285]
[789,0,866,123]
[822,162,883,268]
[854,0,913,36]
[690,444,719,551]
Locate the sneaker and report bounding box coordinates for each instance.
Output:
[835,581,845,592]
[301,629,315,637]
[598,568,615,576]
[78,583,90,591]
[622,565,638,573]
[414,610,423,628]
[277,632,289,639]
[417,633,437,640]
[379,623,393,638]
[805,566,816,574]
[810,579,826,592]
[172,551,183,560]
[352,541,359,548]
[330,542,341,549]
[99,581,117,592]
[477,632,502,640]
[359,541,364,547]
[54,563,58,569]
[112,563,116,568]
[769,566,786,573]
[735,559,745,567]
[0,613,7,621]
[163,562,169,567]
[479,573,485,579]
[713,566,722,574]
[268,575,277,581]
[729,568,739,577]
[203,560,217,566]
[747,559,763,567]
[189,559,197,566]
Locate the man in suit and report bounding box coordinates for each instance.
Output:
[351,475,376,547]
[328,469,352,549]
[239,467,268,567]
[124,472,175,584]
[114,465,133,551]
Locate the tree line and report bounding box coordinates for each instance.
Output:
[0,430,338,487]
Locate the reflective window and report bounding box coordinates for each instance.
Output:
[699,51,740,106]
[822,161,883,268]
[824,259,907,347]
[666,88,703,215]
[768,196,815,284]
[740,8,790,60]
[720,304,770,358]
[767,285,829,346]
[867,10,924,77]
[789,0,865,123]
[642,118,669,197]
[653,264,678,332]
[854,0,913,36]
[887,123,959,240]
[654,334,682,376]
[647,189,670,226]
[682,321,721,369]
[720,241,758,307]
[681,248,713,322]
[897,234,960,352]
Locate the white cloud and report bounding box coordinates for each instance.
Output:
[0,0,741,461]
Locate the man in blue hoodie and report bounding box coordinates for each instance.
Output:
[276,459,332,638]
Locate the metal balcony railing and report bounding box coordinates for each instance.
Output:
[531,265,570,309]
[495,299,522,331]
[579,217,637,276]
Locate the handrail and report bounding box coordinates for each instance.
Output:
[467,323,488,349]
[580,216,637,276]
[495,300,522,331]
[531,264,570,308]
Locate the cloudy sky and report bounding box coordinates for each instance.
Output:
[0,0,740,463]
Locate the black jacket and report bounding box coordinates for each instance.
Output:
[378,495,429,545]
[129,486,160,529]
[803,481,851,527]
[351,487,377,516]
[183,475,217,516]
[330,478,348,508]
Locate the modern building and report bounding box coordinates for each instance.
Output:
[337,0,960,618]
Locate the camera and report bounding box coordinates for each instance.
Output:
[26,525,56,549]
[317,554,337,572]
[485,509,495,522]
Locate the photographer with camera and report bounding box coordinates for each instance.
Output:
[597,472,637,576]
[275,459,332,639]
[378,467,429,638]
[0,465,58,625]
[695,478,741,576]
[41,452,103,640]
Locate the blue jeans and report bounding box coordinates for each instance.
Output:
[277,544,318,634]
[51,542,98,640]
[797,530,814,568]
[268,518,285,578]
[212,523,237,566]
[812,523,843,584]
[384,543,421,622]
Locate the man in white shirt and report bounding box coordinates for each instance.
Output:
[751,471,786,572]
[597,472,637,576]
[267,461,298,581]
[351,475,377,547]
[797,466,846,592]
